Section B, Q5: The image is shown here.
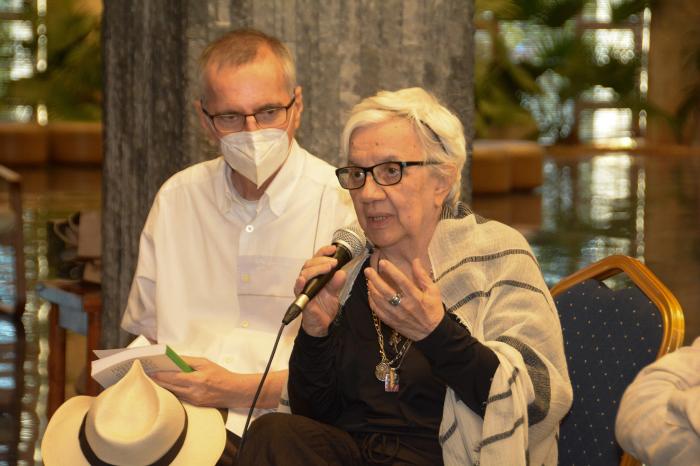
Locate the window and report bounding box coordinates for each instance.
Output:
[475,0,650,145]
[0,0,47,122]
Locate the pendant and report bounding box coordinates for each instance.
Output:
[375,361,390,382]
[384,367,399,392]
[390,331,401,352]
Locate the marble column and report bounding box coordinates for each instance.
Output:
[102,0,474,346]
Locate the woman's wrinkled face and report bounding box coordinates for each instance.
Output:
[348,117,450,255]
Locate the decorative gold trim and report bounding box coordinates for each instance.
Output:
[550,254,685,466]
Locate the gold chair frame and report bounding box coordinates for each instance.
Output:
[551,254,685,466]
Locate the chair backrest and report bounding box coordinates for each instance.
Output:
[0,165,25,318]
[550,255,684,466]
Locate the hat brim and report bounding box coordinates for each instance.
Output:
[42,396,226,466]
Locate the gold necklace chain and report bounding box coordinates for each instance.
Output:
[366,250,434,391]
[369,301,413,366]
[368,250,412,364]
[366,249,413,391]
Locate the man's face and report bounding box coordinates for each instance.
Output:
[198,50,303,144]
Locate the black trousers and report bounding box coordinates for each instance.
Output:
[237,413,443,466]
[214,409,241,466]
[216,429,242,466]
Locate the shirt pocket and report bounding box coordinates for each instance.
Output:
[237,255,304,299]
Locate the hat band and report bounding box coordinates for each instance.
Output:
[78,407,189,466]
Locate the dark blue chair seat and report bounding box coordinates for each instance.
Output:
[551,255,684,466]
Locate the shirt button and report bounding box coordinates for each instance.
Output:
[241,273,250,283]
[245,224,254,233]
[241,320,249,328]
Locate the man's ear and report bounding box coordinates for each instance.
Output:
[292,85,304,131]
[195,99,218,142]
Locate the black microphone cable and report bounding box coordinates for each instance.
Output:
[237,321,285,459]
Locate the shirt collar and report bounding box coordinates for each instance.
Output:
[262,139,304,217]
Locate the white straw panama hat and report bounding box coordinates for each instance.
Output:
[41,360,226,466]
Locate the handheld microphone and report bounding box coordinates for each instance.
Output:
[282,224,366,325]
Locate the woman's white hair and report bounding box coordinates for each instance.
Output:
[340,87,467,209]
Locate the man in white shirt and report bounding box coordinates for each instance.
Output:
[120,28,355,444]
[615,337,700,466]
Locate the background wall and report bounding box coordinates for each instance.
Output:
[646,0,700,145]
[102,0,475,346]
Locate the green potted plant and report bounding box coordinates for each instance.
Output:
[2,0,101,165]
[475,0,650,144]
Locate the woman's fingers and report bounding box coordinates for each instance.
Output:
[300,258,337,281]
[365,268,408,325]
[411,258,434,291]
[365,257,444,341]
[365,260,417,301]
[300,270,345,338]
[324,269,347,297]
[294,252,338,295]
[297,246,347,337]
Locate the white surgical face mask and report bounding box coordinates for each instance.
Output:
[220,126,291,188]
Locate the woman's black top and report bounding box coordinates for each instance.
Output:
[288,259,500,463]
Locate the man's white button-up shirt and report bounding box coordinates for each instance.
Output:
[121,141,356,434]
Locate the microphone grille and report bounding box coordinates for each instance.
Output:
[332,223,367,258]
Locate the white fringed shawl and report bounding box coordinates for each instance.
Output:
[282,204,572,465]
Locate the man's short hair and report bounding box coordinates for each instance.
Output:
[199,28,296,98]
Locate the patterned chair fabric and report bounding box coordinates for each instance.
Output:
[555,279,661,466]
[551,255,684,466]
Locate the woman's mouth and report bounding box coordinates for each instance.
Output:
[367,215,391,226]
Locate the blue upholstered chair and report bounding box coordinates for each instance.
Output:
[550,255,684,466]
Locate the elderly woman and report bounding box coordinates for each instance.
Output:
[239,87,572,466]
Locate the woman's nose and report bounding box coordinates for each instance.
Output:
[358,173,386,201]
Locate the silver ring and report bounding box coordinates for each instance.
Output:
[388,293,402,306]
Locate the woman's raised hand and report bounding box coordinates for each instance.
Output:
[365,258,444,341]
[294,245,348,337]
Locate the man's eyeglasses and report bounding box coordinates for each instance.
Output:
[201,96,296,133]
[335,161,439,190]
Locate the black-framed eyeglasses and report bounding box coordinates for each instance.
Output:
[335,161,440,190]
[200,96,296,133]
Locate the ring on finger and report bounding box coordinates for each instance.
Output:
[388,292,402,306]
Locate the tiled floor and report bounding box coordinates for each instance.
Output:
[0,151,698,465]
